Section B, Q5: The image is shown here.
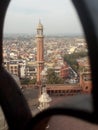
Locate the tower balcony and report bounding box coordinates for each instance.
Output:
[36,35,44,38]
[37,61,44,64]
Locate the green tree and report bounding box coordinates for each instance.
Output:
[21,78,30,85]
[21,78,37,85]
[46,68,64,84]
[29,78,36,84]
[63,51,88,72]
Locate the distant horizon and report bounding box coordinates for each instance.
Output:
[4,32,84,37]
[4,0,84,35]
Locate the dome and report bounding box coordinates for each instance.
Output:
[39,92,52,103]
[40,68,47,76]
[39,86,52,103]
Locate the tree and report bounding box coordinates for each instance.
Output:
[29,78,36,84]
[63,51,88,72]
[21,78,37,85]
[46,68,64,84]
[21,78,30,85]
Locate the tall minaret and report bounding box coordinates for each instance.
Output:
[36,21,44,84]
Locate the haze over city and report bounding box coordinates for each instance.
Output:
[4,0,83,35]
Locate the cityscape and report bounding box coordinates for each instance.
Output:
[3,21,91,89]
[1,0,98,129]
[0,21,93,130]
[0,21,92,129]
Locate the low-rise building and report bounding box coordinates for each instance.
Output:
[77,57,92,93]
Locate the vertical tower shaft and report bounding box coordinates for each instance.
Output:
[36,21,44,84]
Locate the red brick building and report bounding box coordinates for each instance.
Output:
[60,62,69,79]
[77,57,92,93]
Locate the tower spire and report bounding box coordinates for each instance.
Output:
[39,19,41,24]
[37,19,43,30]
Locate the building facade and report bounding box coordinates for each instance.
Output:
[77,57,92,93]
[3,59,26,79]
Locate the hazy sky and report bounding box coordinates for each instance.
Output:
[4,0,83,35]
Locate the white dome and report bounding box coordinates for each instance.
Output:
[39,92,52,103]
[41,68,47,76]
